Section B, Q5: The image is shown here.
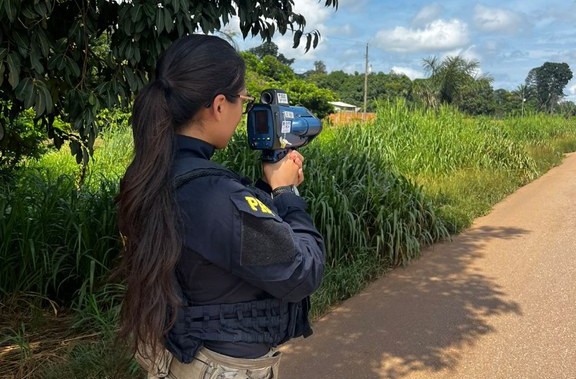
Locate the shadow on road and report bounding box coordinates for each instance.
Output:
[281,226,527,378]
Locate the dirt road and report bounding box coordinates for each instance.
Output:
[280,153,576,379]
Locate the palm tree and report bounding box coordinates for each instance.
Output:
[412,79,439,110]
[514,84,531,116]
[421,55,484,105]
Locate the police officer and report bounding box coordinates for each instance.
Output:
[116,35,325,378]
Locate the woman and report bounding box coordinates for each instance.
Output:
[116,34,325,378]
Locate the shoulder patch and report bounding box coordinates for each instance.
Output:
[231,192,281,221]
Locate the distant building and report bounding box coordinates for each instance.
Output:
[327,101,376,125]
[328,101,361,113]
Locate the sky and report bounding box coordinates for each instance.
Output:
[227,0,576,103]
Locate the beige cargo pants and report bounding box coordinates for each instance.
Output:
[137,346,281,379]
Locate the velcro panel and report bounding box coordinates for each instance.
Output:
[240,213,297,266]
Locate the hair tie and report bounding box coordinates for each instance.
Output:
[157,77,171,92]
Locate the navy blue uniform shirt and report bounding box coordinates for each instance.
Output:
[172,135,325,358]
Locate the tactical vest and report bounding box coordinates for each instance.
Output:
[166,157,312,364]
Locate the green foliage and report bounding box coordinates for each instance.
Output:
[259,55,296,82]
[0,108,47,170]
[457,78,496,116]
[373,100,536,177]
[525,62,574,112]
[0,0,338,164]
[283,80,336,119]
[248,41,295,66]
[557,101,576,117]
[241,51,337,119]
[309,70,413,111]
[422,55,492,110]
[0,170,121,303]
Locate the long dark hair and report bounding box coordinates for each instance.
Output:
[115,35,245,358]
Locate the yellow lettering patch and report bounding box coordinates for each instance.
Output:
[245,196,274,215]
[230,192,280,221]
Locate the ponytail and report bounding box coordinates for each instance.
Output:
[116,81,181,358]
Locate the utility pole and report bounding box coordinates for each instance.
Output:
[363,43,369,121]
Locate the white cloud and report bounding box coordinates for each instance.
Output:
[291,0,333,30]
[474,5,525,33]
[374,19,469,52]
[444,45,482,63]
[565,82,576,102]
[336,0,369,13]
[390,66,425,80]
[223,0,333,60]
[330,24,354,36]
[412,4,444,26]
[271,0,335,61]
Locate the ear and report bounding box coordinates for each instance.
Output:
[210,94,227,121]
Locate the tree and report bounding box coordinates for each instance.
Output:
[259,55,296,82]
[422,55,484,105]
[0,107,46,171]
[301,60,327,81]
[411,79,439,110]
[248,41,295,66]
[240,51,335,119]
[0,0,338,166]
[313,61,327,75]
[283,80,336,119]
[457,78,495,116]
[420,55,498,115]
[525,62,573,113]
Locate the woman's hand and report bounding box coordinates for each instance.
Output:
[262,150,305,189]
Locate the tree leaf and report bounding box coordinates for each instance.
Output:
[135,20,145,34]
[70,140,79,156]
[13,30,30,58]
[15,77,34,108]
[30,46,44,74]
[293,30,303,48]
[164,8,173,33]
[36,29,50,57]
[313,33,320,49]
[6,52,21,89]
[67,56,81,78]
[123,67,136,91]
[39,81,54,114]
[33,88,46,115]
[305,34,312,52]
[133,47,141,63]
[156,8,165,34]
[131,3,142,23]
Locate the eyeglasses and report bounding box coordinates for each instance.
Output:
[205,93,256,114]
[231,94,256,114]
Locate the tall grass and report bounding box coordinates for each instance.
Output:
[345,101,572,233]
[373,100,538,177]
[0,171,120,303]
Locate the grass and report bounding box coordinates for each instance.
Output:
[1,101,576,377]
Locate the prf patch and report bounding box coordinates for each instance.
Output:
[231,193,281,221]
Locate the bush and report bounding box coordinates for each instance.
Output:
[0,108,47,172]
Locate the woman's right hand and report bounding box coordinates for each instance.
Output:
[262,150,304,190]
